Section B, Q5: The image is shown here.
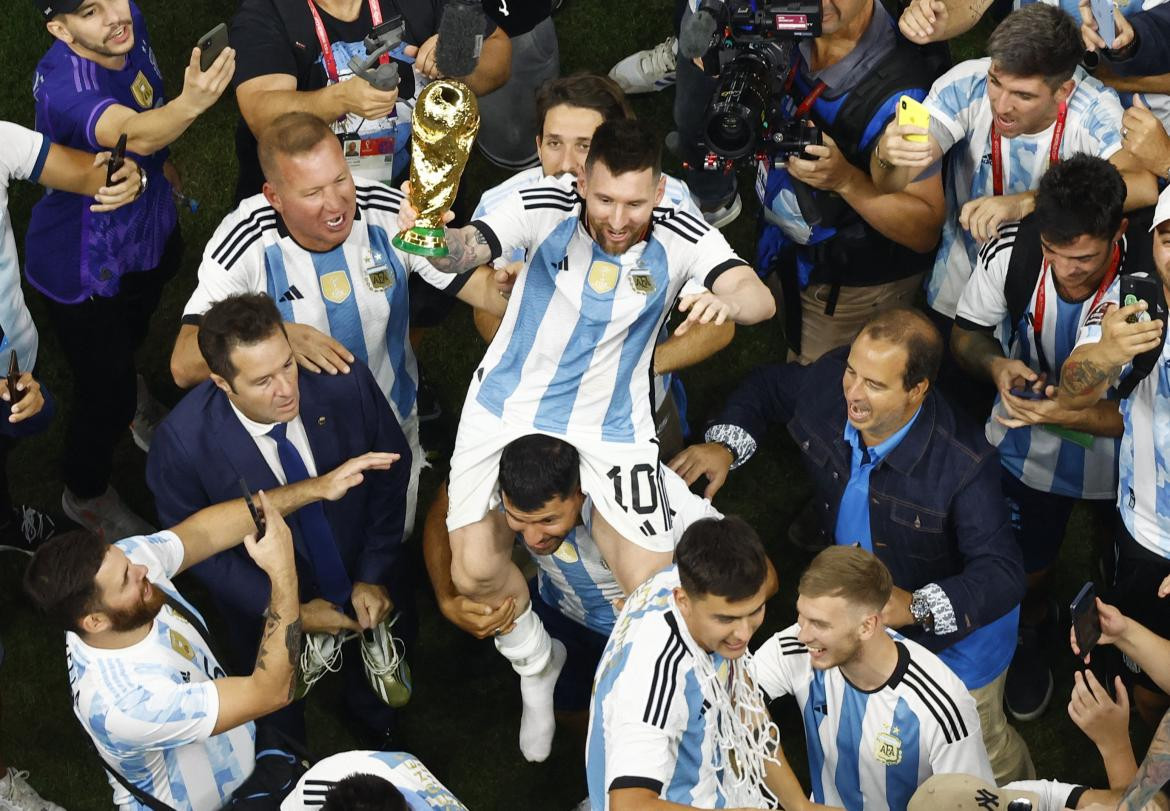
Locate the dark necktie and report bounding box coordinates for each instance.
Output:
[267,422,352,605]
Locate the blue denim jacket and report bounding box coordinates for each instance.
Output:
[710,347,1025,654]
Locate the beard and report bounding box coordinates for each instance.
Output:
[105,583,166,632]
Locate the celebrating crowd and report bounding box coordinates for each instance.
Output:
[3,0,1170,808]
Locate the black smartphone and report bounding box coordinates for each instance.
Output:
[6,353,24,405]
[1071,581,1101,656]
[1121,272,1165,324]
[197,22,230,72]
[1008,387,1046,400]
[239,477,266,537]
[105,133,127,187]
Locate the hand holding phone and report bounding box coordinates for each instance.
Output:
[197,23,230,72]
[897,95,931,143]
[1090,0,1117,48]
[239,477,266,538]
[1008,386,1046,401]
[6,354,24,405]
[1071,582,1102,657]
[105,133,127,188]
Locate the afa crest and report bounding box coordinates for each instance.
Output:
[587,261,619,294]
[319,271,353,304]
[874,728,902,766]
[554,540,580,564]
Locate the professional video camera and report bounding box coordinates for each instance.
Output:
[685,0,824,171]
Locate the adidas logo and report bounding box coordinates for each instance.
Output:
[279,286,305,303]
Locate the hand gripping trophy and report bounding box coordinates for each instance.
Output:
[392,79,480,256]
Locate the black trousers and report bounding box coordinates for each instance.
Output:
[41,228,183,498]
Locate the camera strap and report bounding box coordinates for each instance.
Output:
[306,0,390,83]
[990,100,1068,197]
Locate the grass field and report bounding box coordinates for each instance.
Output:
[0,1,1151,808]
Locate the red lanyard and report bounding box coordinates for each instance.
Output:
[785,63,828,119]
[990,101,1068,197]
[1031,241,1120,373]
[306,0,388,83]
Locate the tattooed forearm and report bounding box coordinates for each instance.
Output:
[427,226,492,275]
[1062,359,1120,396]
[254,607,283,672]
[285,618,303,701]
[1121,707,1170,809]
[951,326,1003,380]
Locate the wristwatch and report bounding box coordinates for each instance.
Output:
[875,142,895,171]
[909,590,935,633]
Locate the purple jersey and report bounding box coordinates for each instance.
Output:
[25,1,177,304]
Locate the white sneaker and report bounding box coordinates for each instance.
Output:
[609,36,678,94]
[293,631,354,701]
[360,613,412,709]
[130,375,169,453]
[0,769,65,811]
[61,486,155,542]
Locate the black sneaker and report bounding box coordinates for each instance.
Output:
[1005,627,1054,722]
[415,374,442,424]
[0,505,57,555]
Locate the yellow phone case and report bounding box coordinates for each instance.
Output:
[897,95,930,143]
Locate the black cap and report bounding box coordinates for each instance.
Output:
[32,0,84,19]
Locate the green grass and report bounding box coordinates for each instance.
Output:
[0,1,1149,808]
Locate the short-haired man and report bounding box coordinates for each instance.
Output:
[229,0,512,199]
[587,517,818,811]
[874,5,1155,328]
[951,155,1137,721]
[753,545,993,810]
[23,455,394,810]
[282,751,466,810]
[169,113,506,532]
[26,0,235,539]
[671,307,1031,782]
[148,293,412,746]
[1058,187,1170,725]
[424,434,731,719]
[470,73,734,458]
[399,118,774,762]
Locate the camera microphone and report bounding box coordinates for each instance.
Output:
[680,0,723,59]
[435,0,485,78]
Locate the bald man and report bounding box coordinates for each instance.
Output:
[670,307,1031,784]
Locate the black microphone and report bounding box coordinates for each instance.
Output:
[679,0,722,60]
[435,0,485,78]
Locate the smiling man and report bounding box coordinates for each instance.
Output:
[669,306,1030,783]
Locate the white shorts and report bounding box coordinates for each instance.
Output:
[445,401,675,552]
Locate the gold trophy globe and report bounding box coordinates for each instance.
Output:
[392,79,480,256]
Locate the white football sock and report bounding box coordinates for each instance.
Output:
[495,605,566,761]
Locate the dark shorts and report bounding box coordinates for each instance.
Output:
[408,272,458,330]
[1109,517,1170,694]
[1000,468,1079,574]
[529,579,608,712]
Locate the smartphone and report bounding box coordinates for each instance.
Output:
[1008,386,1046,400]
[1121,272,1164,324]
[1071,581,1101,656]
[6,353,24,405]
[897,95,931,143]
[105,133,127,187]
[239,477,266,537]
[1091,0,1117,48]
[197,22,230,72]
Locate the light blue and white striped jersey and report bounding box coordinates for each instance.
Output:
[587,567,733,810]
[529,468,720,635]
[752,626,992,811]
[1077,326,1170,557]
[183,180,465,424]
[67,531,256,810]
[470,174,745,443]
[282,750,466,810]
[955,225,1121,499]
[0,122,48,372]
[923,58,1124,318]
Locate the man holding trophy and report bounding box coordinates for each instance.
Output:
[398,108,776,761]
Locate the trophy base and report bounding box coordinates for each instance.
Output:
[392,226,449,257]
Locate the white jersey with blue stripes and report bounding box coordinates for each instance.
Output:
[0,122,48,372]
[955,225,1121,499]
[1077,324,1170,558]
[282,750,466,810]
[587,566,736,810]
[469,174,745,444]
[752,626,992,811]
[529,467,721,636]
[67,532,256,811]
[923,58,1124,318]
[184,180,464,425]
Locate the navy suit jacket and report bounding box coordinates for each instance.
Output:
[146,360,411,618]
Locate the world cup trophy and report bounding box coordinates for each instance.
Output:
[392,79,480,256]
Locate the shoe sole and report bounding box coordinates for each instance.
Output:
[1005,671,1054,722]
[704,195,743,229]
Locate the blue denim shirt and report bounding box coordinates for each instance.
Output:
[836,406,922,550]
[707,346,1025,659]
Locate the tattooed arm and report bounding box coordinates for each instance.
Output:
[1118,708,1170,810]
[1058,301,1165,411]
[211,491,304,734]
[423,224,497,275]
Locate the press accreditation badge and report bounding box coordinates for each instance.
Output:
[341,133,362,166]
[628,264,655,295]
[363,248,393,291]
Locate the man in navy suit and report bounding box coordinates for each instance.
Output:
[146,292,412,746]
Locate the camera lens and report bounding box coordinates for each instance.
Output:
[703,51,771,159]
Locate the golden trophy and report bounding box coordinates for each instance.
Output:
[392,79,480,256]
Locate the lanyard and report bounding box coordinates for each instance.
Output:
[784,60,828,119]
[990,101,1068,197]
[1031,241,1120,374]
[306,0,388,84]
